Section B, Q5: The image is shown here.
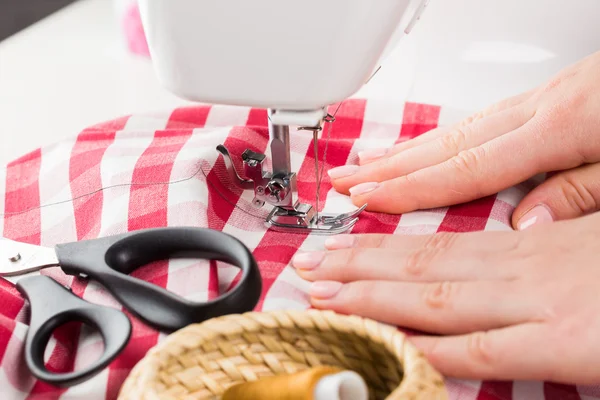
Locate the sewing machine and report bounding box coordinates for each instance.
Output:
[137,0,429,234]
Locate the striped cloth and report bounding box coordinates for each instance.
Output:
[0,99,597,400]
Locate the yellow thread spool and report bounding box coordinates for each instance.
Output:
[222,366,369,400]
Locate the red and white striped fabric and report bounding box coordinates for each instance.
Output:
[0,99,598,400]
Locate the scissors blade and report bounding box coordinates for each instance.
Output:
[0,238,59,277]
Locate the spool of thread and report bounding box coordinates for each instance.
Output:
[221,366,369,400]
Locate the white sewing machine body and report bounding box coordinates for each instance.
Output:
[138,0,427,124]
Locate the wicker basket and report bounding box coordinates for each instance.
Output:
[118,310,448,400]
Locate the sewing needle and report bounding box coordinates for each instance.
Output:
[313,130,320,222]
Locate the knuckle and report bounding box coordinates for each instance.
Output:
[396,173,422,211]
[403,172,419,186]
[484,101,509,115]
[404,248,432,277]
[342,247,362,268]
[541,71,575,93]
[379,234,396,249]
[449,147,486,178]
[381,155,399,172]
[358,234,388,248]
[351,280,375,296]
[440,126,469,154]
[557,174,599,215]
[504,232,536,264]
[349,281,379,307]
[320,248,362,282]
[459,111,485,126]
[422,281,457,309]
[403,233,457,277]
[540,67,578,93]
[424,232,459,251]
[542,76,563,92]
[534,305,559,323]
[467,331,495,365]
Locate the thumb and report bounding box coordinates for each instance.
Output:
[512,163,600,230]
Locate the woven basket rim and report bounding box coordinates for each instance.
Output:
[118,309,447,400]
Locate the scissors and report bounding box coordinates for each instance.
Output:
[0,227,262,387]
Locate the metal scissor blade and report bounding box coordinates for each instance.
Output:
[0,238,59,277]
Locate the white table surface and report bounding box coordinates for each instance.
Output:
[0,0,191,166]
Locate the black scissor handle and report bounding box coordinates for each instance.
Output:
[55,227,262,332]
[16,275,131,387]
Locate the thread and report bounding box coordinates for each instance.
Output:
[221,366,369,400]
[0,161,267,220]
[0,103,343,220]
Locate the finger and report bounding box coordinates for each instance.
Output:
[348,117,582,214]
[334,105,534,193]
[309,280,540,335]
[512,163,600,230]
[356,125,452,168]
[408,323,565,382]
[292,233,523,283]
[357,88,537,165]
[412,322,600,384]
[323,231,519,253]
[294,248,516,283]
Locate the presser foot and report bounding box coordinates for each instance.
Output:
[266,204,367,235]
[216,109,368,236]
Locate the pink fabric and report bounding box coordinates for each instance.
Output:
[0,100,597,399]
[121,1,149,58]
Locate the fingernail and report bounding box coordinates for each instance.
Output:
[310,281,343,299]
[349,182,379,196]
[324,235,355,250]
[517,204,554,230]
[328,165,359,179]
[292,251,325,270]
[358,148,388,163]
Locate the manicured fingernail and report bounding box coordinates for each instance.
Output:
[310,281,343,299]
[292,251,325,270]
[349,182,379,196]
[358,148,388,163]
[517,204,554,230]
[324,235,356,250]
[328,165,359,179]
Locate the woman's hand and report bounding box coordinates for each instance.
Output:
[328,51,600,230]
[292,212,600,385]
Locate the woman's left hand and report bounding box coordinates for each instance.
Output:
[327,51,600,230]
[292,211,600,385]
